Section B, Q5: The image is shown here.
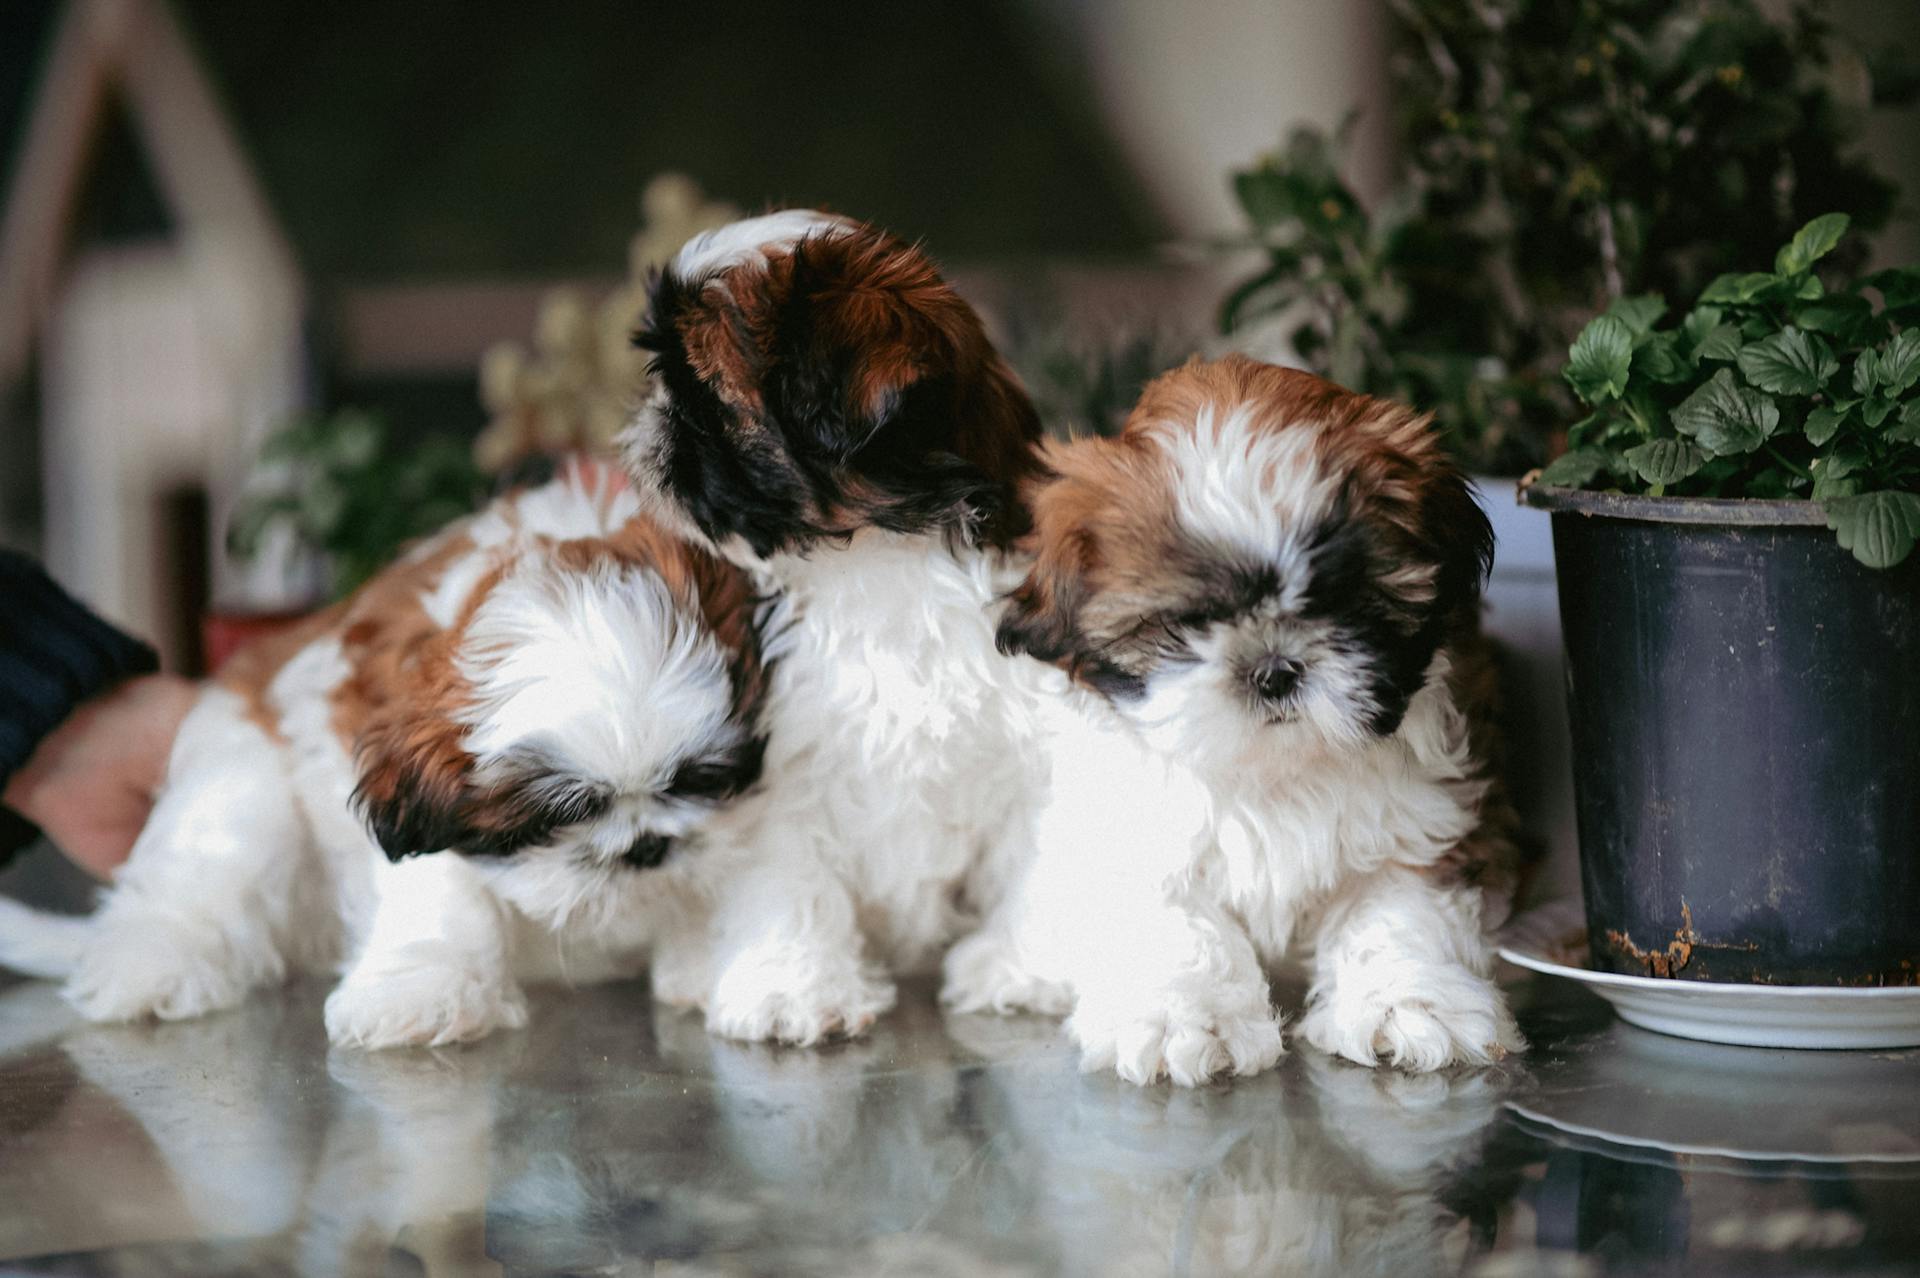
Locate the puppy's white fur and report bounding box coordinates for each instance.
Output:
[666,532,1052,1045]
[621,214,1056,1045]
[0,475,755,1048]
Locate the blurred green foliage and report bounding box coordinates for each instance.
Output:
[1012,324,1192,441]
[1224,0,1916,472]
[227,410,488,600]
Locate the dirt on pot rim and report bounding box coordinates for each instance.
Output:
[1517,475,1832,526]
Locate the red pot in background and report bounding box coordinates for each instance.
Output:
[200,609,320,676]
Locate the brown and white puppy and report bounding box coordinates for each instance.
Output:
[942,356,1525,1082]
[0,470,767,1048]
[617,211,1059,1043]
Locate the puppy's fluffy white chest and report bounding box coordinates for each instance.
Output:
[1035,661,1485,960]
[753,532,1047,968]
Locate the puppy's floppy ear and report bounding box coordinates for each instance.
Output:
[351,719,607,862]
[1419,464,1495,625]
[997,473,1097,665]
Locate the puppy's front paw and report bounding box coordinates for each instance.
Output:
[325,944,527,1049]
[939,932,1072,1017]
[1068,995,1284,1087]
[65,911,278,1023]
[1299,970,1523,1072]
[706,956,896,1046]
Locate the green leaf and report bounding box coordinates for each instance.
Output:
[326,412,384,469]
[1886,400,1920,444]
[1792,295,1878,346]
[1804,401,1855,446]
[1606,293,1668,336]
[1219,262,1292,332]
[1851,333,1920,400]
[1878,331,1920,397]
[1624,439,1707,486]
[1811,472,1863,501]
[1700,272,1779,304]
[1823,491,1920,568]
[1537,448,1613,488]
[1735,327,1837,395]
[1854,352,1879,398]
[1697,324,1744,362]
[1821,446,1868,481]
[1864,399,1895,428]
[1232,169,1300,229]
[1774,213,1850,276]
[1564,314,1635,403]
[1634,331,1694,383]
[1670,368,1781,456]
[1681,305,1725,348]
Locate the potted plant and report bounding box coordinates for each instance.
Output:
[217,409,488,669]
[1522,213,1919,985]
[1219,3,1915,904]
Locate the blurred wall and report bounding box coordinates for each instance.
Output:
[1828,0,1920,271]
[1019,0,1394,239]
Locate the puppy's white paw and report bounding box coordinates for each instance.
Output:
[706,957,896,1045]
[1068,995,1285,1087]
[64,911,278,1023]
[325,944,527,1049]
[939,932,1072,1017]
[1299,970,1523,1072]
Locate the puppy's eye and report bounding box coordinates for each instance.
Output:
[662,739,766,802]
[1171,605,1229,631]
[536,779,614,827]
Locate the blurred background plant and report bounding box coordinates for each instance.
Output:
[1222,0,1919,473]
[227,174,739,602]
[226,409,487,599]
[1007,320,1192,441]
[472,174,739,474]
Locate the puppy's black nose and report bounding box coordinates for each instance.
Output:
[1248,656,1303,702]
[621,832,673,870]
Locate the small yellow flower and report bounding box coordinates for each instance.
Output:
[1599,38,1618,58]
[1717,64,1745,87]
[1574,55,1595,76]
[1320,198,1344,222]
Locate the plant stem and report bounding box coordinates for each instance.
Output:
[1766,444,1811,479]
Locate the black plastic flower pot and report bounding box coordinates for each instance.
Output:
[1522,484,1920,986]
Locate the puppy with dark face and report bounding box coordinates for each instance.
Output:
[615,212,1059,1045]
[942,356,1525,1082]
[0,471,768,1049]
[626,210,1042,558]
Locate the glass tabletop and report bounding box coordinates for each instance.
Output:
[1,967,1916,1277]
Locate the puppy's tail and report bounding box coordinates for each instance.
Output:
[0,895,93,979]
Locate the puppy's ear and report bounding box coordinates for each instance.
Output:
[768,226,975,460]
[352,720,607,862]
[1419,465,1495,626]
[997,517,1095,666]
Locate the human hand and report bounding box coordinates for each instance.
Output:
[3,674,197,879]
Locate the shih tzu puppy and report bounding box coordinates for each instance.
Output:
[944,356,1525,1082]
[621,209,1056,1043]
[0,469,766,1048]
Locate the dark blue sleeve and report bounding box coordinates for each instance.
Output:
[0,550,160,858]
